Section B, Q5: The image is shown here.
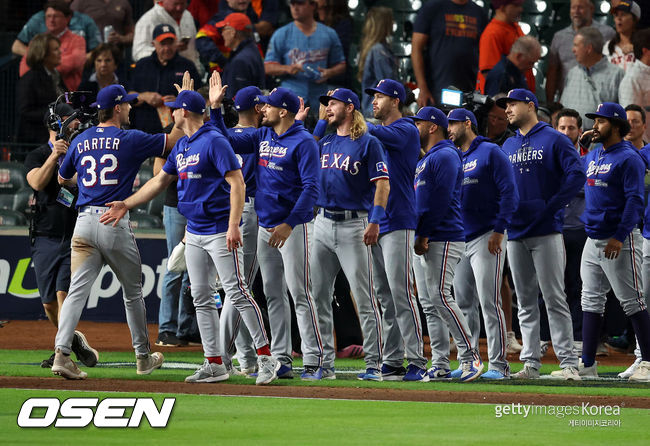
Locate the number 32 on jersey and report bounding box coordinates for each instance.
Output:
[80,154,119,186]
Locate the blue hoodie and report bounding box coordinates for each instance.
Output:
[582,140,645,242]
[460,136,519,242]
[414,139,464,241]
[501,122,586,240]
[210,108,320,229]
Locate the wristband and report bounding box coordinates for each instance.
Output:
[369,205,386,224]
[314,119,327,138]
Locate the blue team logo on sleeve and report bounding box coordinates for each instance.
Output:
[376,162,388,174]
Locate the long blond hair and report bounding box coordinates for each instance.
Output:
[358,7,393,82]
[350,110,368,141]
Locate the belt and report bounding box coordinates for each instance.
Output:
[320,208,368,221]
[80,206,109,214]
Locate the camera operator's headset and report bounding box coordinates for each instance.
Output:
[46,102,64,138]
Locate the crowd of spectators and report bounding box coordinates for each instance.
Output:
[4,0,650,373]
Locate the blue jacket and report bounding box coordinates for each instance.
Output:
[210,109,320,229]
[582,141,645,241]
[367,118,420,233]
[460,136,519,242]
[501,122,586,240]
[221,39,265,99]
[640,144,650,239]
[414,139,464,241]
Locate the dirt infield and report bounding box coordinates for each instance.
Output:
[2,320,647,408]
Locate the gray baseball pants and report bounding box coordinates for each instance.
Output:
[311,212,383,369]
[420,241,479,364]
[372,229,426,369]
[413,253,451,369]
[453,231,509,374]
[257,222,323,367]
[55,208,150,356]
[185,231,268,358]
[508,233,578,370]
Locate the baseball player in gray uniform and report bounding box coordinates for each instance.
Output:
[102,88,280,385]
[575,103,650,382]
[308,88,390,381]
[208,74,324,380]
[53,85,181,379]
[448,108,518,380]
[498,89,585,380]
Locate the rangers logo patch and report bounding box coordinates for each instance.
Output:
[376,162,388,174]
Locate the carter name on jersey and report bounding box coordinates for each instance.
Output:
[76,137,121,153]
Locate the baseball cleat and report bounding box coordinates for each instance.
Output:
[41,353,55,368]
[578,359,598,378]
[256,355,280,385]
[380,364,407,381]
[52,348,87,380]
[276,364,294,379]
[155,331,185,347]
[511,364,539,379]
[480,369,509,380]
[449,367,463,379]
[71,331,99,367]
[550,366,581,380]
[322,367,336,380]
[300,366,323,381]
[185,359,229,383]
[427,366,452,380]
[628,360,650,383]
[506,331,523,354]
[595,342,610,357]
[459,359,484,382]
[403,364,430,382]
[540,340,551,356]
[136,352,164,375]
[357,368,382,381]
[618,358,642,379]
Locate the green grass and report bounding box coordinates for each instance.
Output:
[0,388,647,445]
[1,350,649,397]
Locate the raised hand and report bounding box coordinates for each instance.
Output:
[208,70,228,109]
[174,70,194,94]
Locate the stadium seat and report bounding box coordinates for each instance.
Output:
[0,208,28,226]
[129,210,162,230]
[12,186,33,215]
[133,166,153,191]
[0,162,27,193]
[146,192,165,219]
[391,41,412,57]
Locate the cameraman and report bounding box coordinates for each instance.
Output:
[25,103,98,369]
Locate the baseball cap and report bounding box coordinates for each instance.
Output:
[365,79,406,103]
[91,84,138,110]
[215,12,253,31]
[258,87,300,114]
[319,88,360,110]
[447,108,478,128]
[495,88,538,109]
[411,106,448,129]
[153,23,176,42]
[586,102,631,135]
[164,90,206,114]
[612,1,641,20]
[491,0,524,9]
[234,86,262,111]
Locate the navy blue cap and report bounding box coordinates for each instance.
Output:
[496,88,538,109]
[411,106,448,128]
[153,23,176,42]
[585,102,627,122]
[365,79,406,103]
[91,84,138,110]
[319,88,360,110]
[447,108,477,127]
[258,87,300,114]
[234,86,262,111]
[164,90,206,114]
